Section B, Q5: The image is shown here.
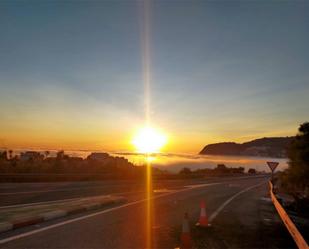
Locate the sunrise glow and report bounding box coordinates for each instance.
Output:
[132,126,167,153]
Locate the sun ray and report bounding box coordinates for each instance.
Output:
[133,126,167,154]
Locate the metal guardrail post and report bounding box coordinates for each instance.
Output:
[269,181,309,249]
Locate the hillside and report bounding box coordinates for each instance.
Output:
[199,137,294,158]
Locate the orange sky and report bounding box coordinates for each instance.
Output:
[1,1,308,153]
[0,119,297,153]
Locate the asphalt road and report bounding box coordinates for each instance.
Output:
[0,176,297,249]
[0,176,265,207]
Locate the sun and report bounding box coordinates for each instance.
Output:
[132,126,167,153]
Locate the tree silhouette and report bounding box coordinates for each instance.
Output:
[179,167,192,175]
[0,150,8,160]
[45,151,50,159]
[8,150,13,160]
[248,168,256,174]
[285,122,309,191]
[56,150,64,160]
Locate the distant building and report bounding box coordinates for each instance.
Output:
[87,152,110,161]
[20,151,43,161]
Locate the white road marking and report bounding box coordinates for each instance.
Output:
[0,175,266,196]
[208,181,266,222]
[0,182,221,244]
[0,182,227,209]
[0,178,267,245]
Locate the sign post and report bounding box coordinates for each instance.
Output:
[267,161,279,183]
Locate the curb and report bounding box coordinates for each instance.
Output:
[0,196,126,234]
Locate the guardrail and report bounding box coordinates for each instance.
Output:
[269,181,309,249]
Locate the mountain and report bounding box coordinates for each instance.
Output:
[199,137,294,158]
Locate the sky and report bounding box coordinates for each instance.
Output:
[0,0,309,153]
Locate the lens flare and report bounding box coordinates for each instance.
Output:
[132,126,167,153]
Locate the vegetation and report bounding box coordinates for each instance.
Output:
[248,168,257,174]
[0,151,145,182]
[281,122,309,193]
[0,150,259,182]
[178,164,248,178]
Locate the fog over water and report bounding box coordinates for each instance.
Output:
[7,149,288,173]
[118,153,288,173]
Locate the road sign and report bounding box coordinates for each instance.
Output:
[267,161,279,172]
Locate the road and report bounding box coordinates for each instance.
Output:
[0,176,297,248]
[0,176,264,207]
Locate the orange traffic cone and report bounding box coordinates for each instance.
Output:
[196,200,210,227]
[180,212,192,249]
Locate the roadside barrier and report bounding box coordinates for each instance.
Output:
[196,200,210,228]
[180,212,192,249]
[269,181,309,249]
